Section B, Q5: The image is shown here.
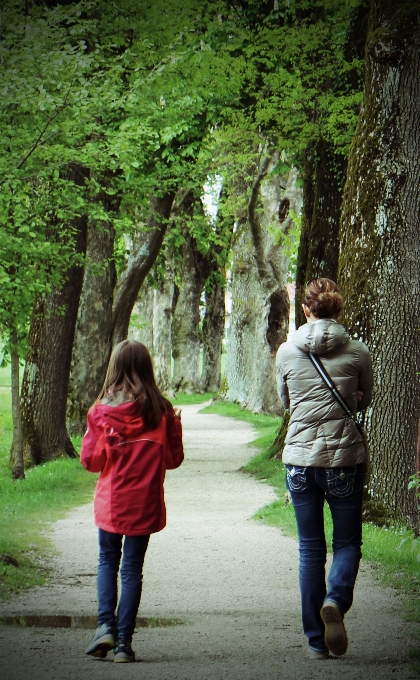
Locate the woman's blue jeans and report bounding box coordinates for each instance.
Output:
[286,463,364,653]
[97,529,150,642]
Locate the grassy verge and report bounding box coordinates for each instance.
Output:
[170,392,216,405]
[201,400,420,670]
[0,374,97,600]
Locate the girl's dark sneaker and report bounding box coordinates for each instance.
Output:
[85,623,115,657]
[114,640,135,663]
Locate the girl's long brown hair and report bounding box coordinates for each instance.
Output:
[97,340,172,430]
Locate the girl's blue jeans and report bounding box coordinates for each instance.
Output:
[97,528,150,642]
[286,463,364,653]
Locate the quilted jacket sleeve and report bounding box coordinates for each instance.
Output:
[80,407,107,473]
[275,344,290,411]
[165,409,184,470]
[356,342,374,411]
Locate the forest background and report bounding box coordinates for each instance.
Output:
[0,0,419,541]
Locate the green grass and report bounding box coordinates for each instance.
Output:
[0,385,97,599]
[170,392,216,405]
[200,400,420,672]
[0,362,11,388]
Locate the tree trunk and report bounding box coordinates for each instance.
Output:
[67,192,174,436]
[171,229,210,393]
[295,145,315,329]
[152,255,175,394]
[111,192,175,345]
[128,286,154,347]
[226,155,302,413]
[225,216,257,405]
[295,4,369,330]
[247,156,302,413]
[339,0,420,530]
[201,282,225,393]
[171,191,212,394]
[10,328,25,480]
[21,212,88,463]
[295,140,346,329]
[67,220,116,436]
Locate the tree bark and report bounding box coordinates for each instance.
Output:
[171,223,211,393]
[21,205,88,463]
[201,282,225,393]
[295,145,315,329]
[128,286,154,347]
[295,3,369,330]
[111,192,175,345]
[295,140,346,328]
[67,191,175,437]
[247,155,301,413]
[10,328,25,480]
[339,0,420,530]
[225,215,257,405]
[67,220,116,436]
[152,255,175,394]
[226,157,302,413]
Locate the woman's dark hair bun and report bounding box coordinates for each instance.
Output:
[304,278,342,319]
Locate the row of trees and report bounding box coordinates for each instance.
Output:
[1,0,419,530]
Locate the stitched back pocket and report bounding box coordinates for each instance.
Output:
[286,465,308,492]
[326,466,357,497]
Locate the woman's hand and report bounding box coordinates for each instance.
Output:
[356,390,363,402]
[174,407,182,420]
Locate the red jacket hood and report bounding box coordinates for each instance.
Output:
[94,401,157,438]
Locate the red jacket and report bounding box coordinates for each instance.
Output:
[80,402,184,536]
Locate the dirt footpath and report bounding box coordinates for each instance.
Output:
[0,404,416,680]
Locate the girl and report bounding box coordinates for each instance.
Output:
[276,278,373,659]
[81,340,184,663]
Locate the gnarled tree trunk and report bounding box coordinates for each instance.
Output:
[247,156,301,413]
[201,282,225,393]
[226,156,302,413]
[225,217,257,405]
[21,209,88,463]
[171,230,211,393]
[152,255,175,393]
[171,193,211,393]
[67,220,116,436]
[67,191,175,435]
[339,0,420,530]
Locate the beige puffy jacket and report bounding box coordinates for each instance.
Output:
[276,319,373,468]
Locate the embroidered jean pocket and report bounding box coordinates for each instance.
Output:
[326,466,357,497]
[286,465,308,492]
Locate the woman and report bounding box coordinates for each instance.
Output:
[276,278,373,659]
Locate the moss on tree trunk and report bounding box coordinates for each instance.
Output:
[339,0,420,530]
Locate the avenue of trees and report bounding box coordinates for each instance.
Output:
[1,0,419,532]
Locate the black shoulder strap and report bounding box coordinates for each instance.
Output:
[308,352,364,432]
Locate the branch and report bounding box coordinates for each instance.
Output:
[0,84,73,187]
[16,82,73,171]
[111,191,176,344]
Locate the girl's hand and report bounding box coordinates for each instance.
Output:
[356,390,363,401]
[174,408,182,420]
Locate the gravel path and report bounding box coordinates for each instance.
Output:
[0,404,416,679]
